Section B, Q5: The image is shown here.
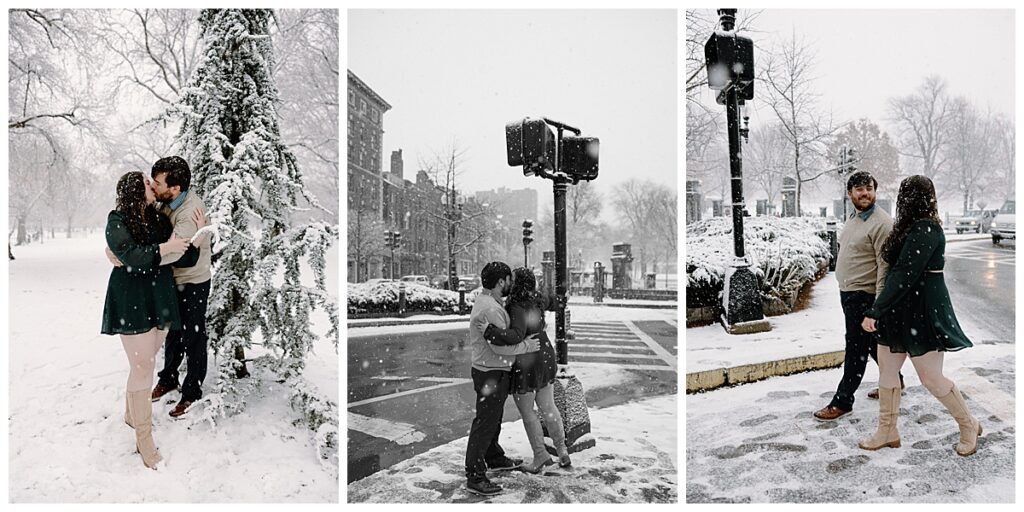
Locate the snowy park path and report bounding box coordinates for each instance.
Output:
[8,234,338,502]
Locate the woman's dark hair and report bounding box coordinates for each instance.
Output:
[880,175,941,265]
[507,267,540,305]
[115,171,159,243]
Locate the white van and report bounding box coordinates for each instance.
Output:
[990,199,1015,245]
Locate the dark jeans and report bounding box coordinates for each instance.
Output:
[830,290,890,411]
[157,280,210,402]
[465,368,510,477]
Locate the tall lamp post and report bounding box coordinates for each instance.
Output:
[705,8,770,335]
[506,116,599,454]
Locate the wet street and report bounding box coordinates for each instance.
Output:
[943,238,1015,342]
[347,314,677,482]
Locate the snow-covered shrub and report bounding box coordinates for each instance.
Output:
[347,282,478,315]
[686,216,831,314]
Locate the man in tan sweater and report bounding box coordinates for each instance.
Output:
[814,171,902,421]
[148,157,213,418]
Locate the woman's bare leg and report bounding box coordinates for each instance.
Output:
[908,351,952,396]
[912,350,981,455]
[877,344,907,389]
[513,391,550,471]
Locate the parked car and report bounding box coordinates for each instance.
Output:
[954,209,995,234]
[400,275,430,286]
[458,275,481,290]
[362,278,394,286]
[990,199,1016,245]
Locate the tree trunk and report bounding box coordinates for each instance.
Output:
[16,216,26,245]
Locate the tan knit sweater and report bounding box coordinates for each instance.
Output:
[835,206,893,295]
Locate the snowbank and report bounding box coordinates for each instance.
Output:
[686,216,832,314]
[347,281,480,315]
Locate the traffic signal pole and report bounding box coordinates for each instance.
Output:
[553,179,569,365]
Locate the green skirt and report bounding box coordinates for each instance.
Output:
[875,273,972,357]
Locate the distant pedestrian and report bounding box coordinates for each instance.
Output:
[814,171,903,422]
[859,175,979,456]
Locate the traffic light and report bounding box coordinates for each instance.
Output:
[846,148,857,173]
[560,135,600,181]
[384,230,393,247]
[393,232,402,247]
[506,117,555,176]
[704,24,754,100]
[522,219,534,245]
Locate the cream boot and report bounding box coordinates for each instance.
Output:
[124,393,134,429]
[935,384,982,456]
[127,389,162,469]
[859,386,901,450]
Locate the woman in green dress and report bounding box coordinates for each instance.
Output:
[101,171,208,469]
[859,175,981,456]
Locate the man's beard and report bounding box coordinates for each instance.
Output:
[156,192,173,203]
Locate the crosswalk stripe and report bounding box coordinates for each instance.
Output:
[348,412,426,445]
[571,343,653,350]
[348,379,469,408]
[570,361,675,372]
[569,352,664,360]
[623,320,678,370]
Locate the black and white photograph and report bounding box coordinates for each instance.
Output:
[685,9,1015,503]
[8,8,339,501]
[346,9,678,503]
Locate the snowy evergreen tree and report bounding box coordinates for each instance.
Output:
[166,9,338,467]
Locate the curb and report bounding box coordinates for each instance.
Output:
[569,302,677,310]
[686,350,845,393]
[348,317,470,328]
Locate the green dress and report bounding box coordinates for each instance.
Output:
[100,210,199,335]
[864,219,972,356]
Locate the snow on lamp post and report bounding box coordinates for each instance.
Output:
[705,8,770,335]
[505,116,598,454]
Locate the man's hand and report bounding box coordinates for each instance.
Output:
[862,317,877,333]
[524,333,541,352]
[105,246,123,267]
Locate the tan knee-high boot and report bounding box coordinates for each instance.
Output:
[127,389,162,469]
[935,384,982,456]
[124,393,134,429]
[859,386,901,450]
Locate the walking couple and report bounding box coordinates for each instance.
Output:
[100,156,213,469]
[814,171,981,456]
[464,262,572,496]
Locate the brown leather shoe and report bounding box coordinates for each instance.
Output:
[868,380,907,400]
[169,400,193,418]
[813,405,851,421]
[151,382,178,402]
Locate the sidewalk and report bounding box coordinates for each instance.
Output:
[686,276,845,393]
[348,394,677,503]
[686,341,1015,503]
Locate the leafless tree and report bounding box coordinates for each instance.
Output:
[611,179,676,278]
[887,75,954,182]
[419,144,491,288]
[991,113,1015,198]
[744,123,790,205]
[826,118,901,197]
[943,99,997,213]
[347,197,384,283]
[760,30,838,214]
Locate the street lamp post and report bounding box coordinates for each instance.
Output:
[505,116,599,454]
[705,8,770,335]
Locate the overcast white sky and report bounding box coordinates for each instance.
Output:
[348,9,677,199]
[696,9,1015,130]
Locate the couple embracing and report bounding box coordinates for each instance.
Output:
[464,262,572,496]
[100,156,213,469]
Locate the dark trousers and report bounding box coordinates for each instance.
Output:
[465,368,510,477]
[830,290,883,410]
[157,280,211,402]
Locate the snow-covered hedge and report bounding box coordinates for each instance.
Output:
[347,281,479,315]
[686,216,832,315]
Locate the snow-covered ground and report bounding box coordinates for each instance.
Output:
[8,232,338,502]
[686,340,1015,503]
[348,393,677,503]
[687,275,844,374]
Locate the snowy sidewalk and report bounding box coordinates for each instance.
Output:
[8,234,338,502]
[687,276,846,392]
[686,341,1015,503]
[348,394,677,503]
